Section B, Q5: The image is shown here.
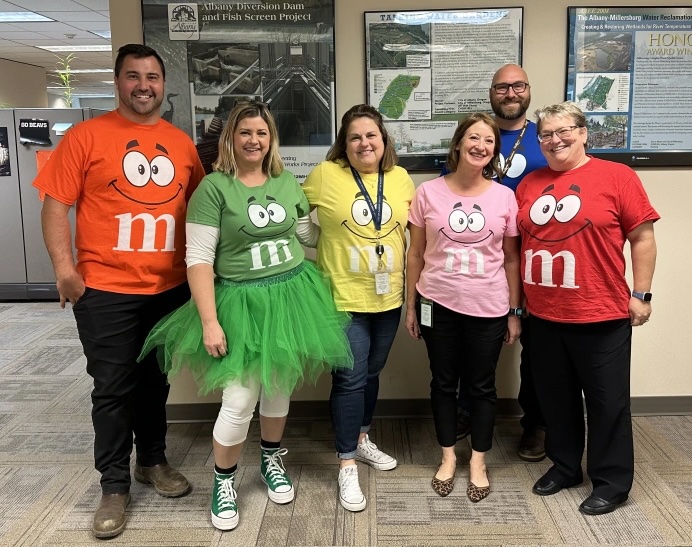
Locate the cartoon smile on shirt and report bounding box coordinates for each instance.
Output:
[108,140,182,209]
[341,192,400,239]
[439,202,492,246]
[240,195,294,238]
[520,183,592,243]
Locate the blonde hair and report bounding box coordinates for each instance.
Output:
[534,101,586,132]
[213,101,284,176]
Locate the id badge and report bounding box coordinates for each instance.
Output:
[374,271,391,295]
[420,297,433,327]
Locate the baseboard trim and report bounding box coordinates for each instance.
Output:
[166,396,692,423]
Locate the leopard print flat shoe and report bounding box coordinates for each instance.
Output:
[431,466,455,497]
[467,469,490,502]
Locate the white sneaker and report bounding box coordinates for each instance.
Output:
[355,434,397,470]
[338,465,366,512]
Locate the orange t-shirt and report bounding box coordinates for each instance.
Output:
[33,110,205,294]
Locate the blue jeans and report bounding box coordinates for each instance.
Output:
[330,307,401,459]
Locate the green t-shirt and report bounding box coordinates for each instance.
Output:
[187,170,309,281]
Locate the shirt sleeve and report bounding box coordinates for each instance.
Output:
[506,190,519,237]
[301,162,323,206]
[408,184,426,228]
[186,176,224,228]
[618,168,660,234]
[32,128,86,205]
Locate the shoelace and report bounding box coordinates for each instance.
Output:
[263,448,290,486]
[216,475,237,510]
[339,467,361,496]
[360,437,381,456]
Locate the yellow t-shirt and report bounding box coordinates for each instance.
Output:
[302,161,414,312]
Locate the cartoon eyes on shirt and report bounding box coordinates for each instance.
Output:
[351,199,393,226]
[248,203,287,228]
[529,194,581,226]
[448,209,486,233]
[122,151,174,187]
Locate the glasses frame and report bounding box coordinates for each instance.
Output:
[491,81,529,95]
[537,125,583,143]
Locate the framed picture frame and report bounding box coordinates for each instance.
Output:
[364,8,523,171]
[567,6,692,167]
[141,0,337,180]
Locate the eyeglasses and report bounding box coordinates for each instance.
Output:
[537,125,583,143]
[491,81,529,94]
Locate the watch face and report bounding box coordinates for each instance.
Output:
[643,293,652,302]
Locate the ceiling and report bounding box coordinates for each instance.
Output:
[0,0,114,97]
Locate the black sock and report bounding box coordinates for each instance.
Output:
[260,439,281,450]
[215,464,237,475]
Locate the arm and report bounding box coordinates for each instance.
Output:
[503,235,522,344]
[627,220,657,326]
[186,222,226,357]
[41,195,84,308]
[295,213,320,248]
[405,223,426,339]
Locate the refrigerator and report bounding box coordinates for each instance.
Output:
[0,108,106,300]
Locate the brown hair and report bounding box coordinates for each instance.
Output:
[326,104,398,171]
[213,101,284,177]
[445,112,502,180]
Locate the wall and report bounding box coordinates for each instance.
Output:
[110,0,692,405]
[0,58,47,107]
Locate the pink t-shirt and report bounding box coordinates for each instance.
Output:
[409,176,519,317]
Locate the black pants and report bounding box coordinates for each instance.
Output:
[73,283,190,495]
[517,318,545,431]
[419,299,506,451]
[530,316,634,500]
[459,317,545,431]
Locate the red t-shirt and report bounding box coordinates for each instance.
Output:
[516,157,659,323]
[33,110,205,294]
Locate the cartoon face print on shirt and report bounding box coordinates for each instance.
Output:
[342,191,399,240]
[520,183,592,244]
[241,195,295,238]
[109,140,181,209]
[439,202,492,246]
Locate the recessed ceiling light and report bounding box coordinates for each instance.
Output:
[38,45,112,52]
[91,30,111,39]
[53,68,113,74]
[101,80,114,84]
[0,12,54,22]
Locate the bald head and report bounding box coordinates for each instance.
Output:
[489,64,531,130]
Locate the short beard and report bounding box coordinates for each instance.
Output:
[492,99,529,121]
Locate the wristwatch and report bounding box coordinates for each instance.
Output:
[631,291,652,302]
[508,307,524,316]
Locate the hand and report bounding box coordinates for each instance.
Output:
[504,315,521,344]
[629,297,652,327]
[405,307,421,339]
[56,270,86,309]
[202,320,227,357]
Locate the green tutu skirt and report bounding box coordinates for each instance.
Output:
[139,261,352,396]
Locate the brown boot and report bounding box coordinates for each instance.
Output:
[518,428,546,462]
[134,463,191,497]
[92,493,130,539]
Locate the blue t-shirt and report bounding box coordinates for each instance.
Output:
[441,121,547,193]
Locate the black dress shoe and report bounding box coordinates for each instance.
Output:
[579,494,628,515]
[532,471,583,496]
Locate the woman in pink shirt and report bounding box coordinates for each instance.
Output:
[406,113,522,501]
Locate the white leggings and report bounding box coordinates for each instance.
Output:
[212,379,291,446]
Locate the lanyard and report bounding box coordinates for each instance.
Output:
[500,119,529,179]
[350,166,385,232]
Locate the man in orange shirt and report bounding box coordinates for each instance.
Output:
[34,44,205,539]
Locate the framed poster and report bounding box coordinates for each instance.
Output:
[364,8,523,171]
[567,6,692,167]
[141,1,336,180]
